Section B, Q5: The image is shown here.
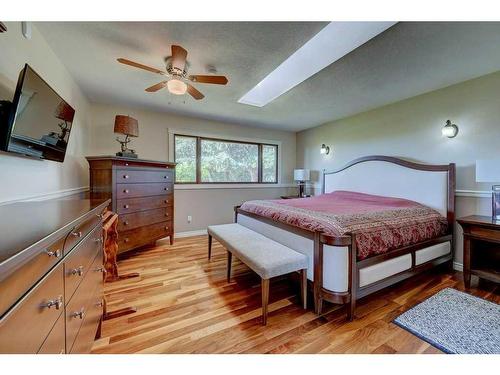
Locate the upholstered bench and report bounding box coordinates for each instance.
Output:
[207,223,308,325]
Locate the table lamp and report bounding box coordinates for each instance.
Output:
[114,115,139,158]
[294,169,310,197]
[476,159,500,221]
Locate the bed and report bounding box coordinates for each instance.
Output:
[235,155,455,319]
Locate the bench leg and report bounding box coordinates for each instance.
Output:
[208,234,212,260]
[261,278,270,325]
[300,269,307,310]
[226,251,232,283]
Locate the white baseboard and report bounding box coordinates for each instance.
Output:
[453,261,463,272]
[0,186,89,205]
[174,229,207,238]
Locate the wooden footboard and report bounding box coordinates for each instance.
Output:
[314,231,453,320]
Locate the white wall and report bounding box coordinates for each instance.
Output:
[296,71,500,264]
[88,103,297,232]
[0,22,91,203]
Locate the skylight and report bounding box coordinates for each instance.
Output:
[238,22,396,107]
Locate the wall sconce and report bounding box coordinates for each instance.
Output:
[320,144,330,155]
[442,120,459,138]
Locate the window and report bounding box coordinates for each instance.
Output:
[174,135,197,183]
[174,134,278,184]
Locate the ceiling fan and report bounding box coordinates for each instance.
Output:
[117,45,228,100]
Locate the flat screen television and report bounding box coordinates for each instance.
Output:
[1,64,75,162]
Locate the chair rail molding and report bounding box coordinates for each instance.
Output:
[309,183,490,199]
[0,186,89,206]
[454,190,491,198]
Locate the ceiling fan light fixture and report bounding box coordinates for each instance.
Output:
[167,79,187,95]
[117,44,228,101]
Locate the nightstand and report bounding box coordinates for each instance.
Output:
[457,215,500,288]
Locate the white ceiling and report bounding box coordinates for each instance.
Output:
[36,22,500,132]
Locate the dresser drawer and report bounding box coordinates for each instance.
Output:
[64,225,102,302]
[117,183,173,199]
[70,291,103,354]
[116,169,174,183]
[0,263,64,353]
[65,250,104,352]
[117,195,173,214]
[118,221,172,253]
[112,159,174,169]
[469,226,500,242]
[38,313,65,354]
[118,208,172,232]
[0,235,65,318]
[64,211,103,255]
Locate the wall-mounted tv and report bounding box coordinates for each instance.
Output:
[1,64,75,162]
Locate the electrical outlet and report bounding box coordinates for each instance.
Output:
[187,215,192,223]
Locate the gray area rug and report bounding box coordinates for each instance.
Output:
[393,288,500,354]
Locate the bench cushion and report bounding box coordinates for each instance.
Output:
[208,223,308,279]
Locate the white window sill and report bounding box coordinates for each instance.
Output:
[174,183,296,190]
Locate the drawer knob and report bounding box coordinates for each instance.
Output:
[71,308,85,320]
[164,200,168,204]
[45,249,61,258]
[71,231,82,238]
[125,163,129,166]
[124,238,130,243]
[165,226,169,231]
[123,189,129,194]
[124,221,129,226]
[123,204,129,209]
[164,175,168,179]
[165,213,169,217]
[94,267,107,274]
[164,187,168,191]
[43,295,63,310]
[70,266,84,276]
[123,175,129,179]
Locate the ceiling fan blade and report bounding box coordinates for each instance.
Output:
[171,45,188,71]
[117,58,165,75]
[186,84,204,100]
[188,75,228,85]
[145,81,169,92]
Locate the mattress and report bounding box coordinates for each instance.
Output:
[239,191,448,260]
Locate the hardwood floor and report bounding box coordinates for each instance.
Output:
[92,236,499,354]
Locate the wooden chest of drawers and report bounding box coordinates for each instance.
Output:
[0,199,109,354]
[86,156,176,254]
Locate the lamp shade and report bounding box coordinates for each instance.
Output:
[114,115,138,137]
[476,160,500,182]
[294,169,310,181]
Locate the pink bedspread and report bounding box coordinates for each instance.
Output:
[240,191,448,260]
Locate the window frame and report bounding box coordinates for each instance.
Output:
[173,133,278,185]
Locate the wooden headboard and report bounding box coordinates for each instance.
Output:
[322,156,456,225]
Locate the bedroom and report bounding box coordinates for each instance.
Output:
[0,0,498,369]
